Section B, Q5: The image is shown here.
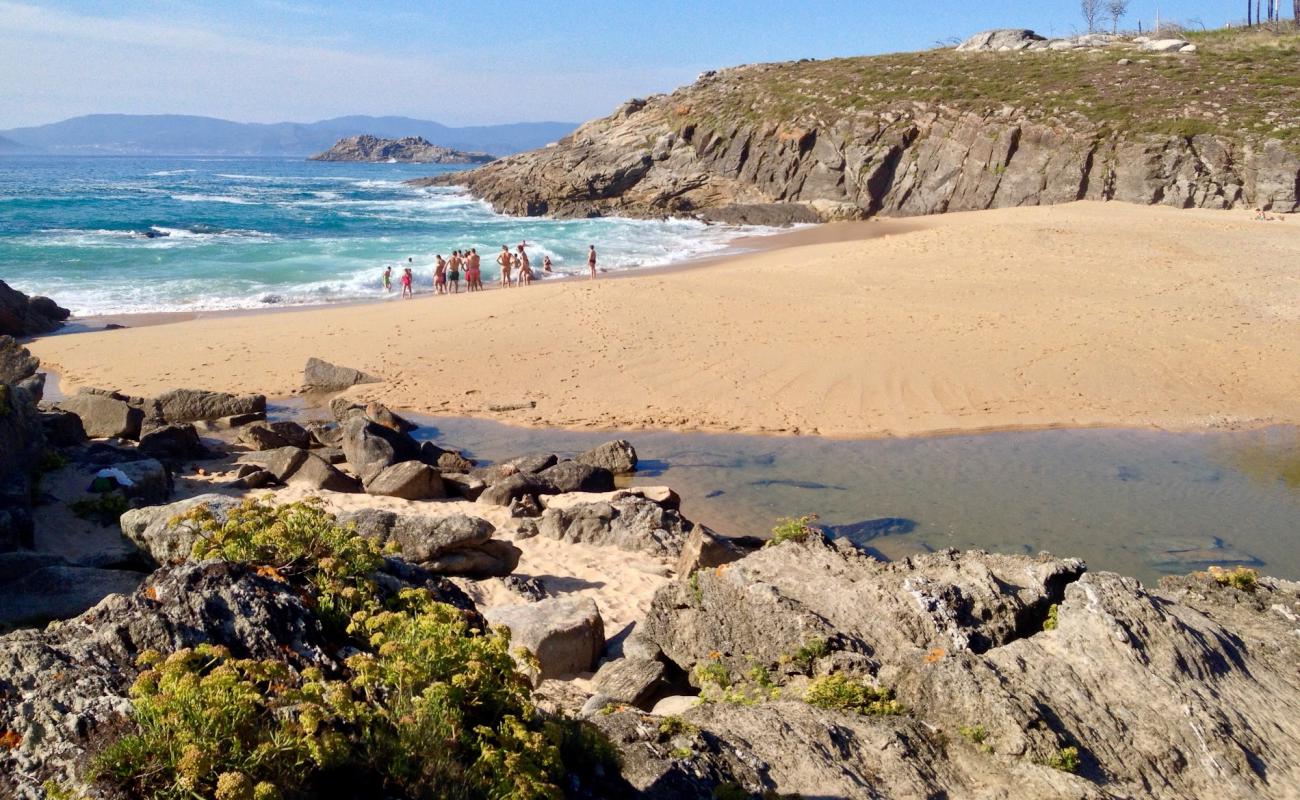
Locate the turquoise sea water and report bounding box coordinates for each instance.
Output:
[0,156,765,315]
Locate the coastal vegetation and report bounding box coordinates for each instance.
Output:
[78,499,611,800]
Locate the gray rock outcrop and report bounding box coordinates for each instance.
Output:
[154,388,266,423]
[308,135,495,164]
[56,389,145,440]
[363,460,446,500]
[591,656,665,708]
[631,537,1300,798]
[119,493,242,565]
[0,335,39,384]
[428,52,1300,219]
[955,29,1046,51]
[576,439,638,473]
[0,563,145,632]
[537,460,615,493]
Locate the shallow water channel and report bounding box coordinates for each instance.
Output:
[282,404,1300,586]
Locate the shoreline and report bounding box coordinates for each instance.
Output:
[56,219,897,333]
[28,201,1300,440]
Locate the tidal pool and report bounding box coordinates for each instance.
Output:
[283,404,1300,585]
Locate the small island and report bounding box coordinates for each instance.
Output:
[308,134,495,164]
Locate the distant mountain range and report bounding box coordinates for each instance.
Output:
[0,114,577,157]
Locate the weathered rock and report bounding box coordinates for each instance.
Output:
[537,494,695,557]
[111,457,172,503]
[316,446,346,464]
[0,562,336,796]
[485,596,605,683]
[16,371,44,404]
[56,390,144,440]
[576,439,638,473]
[339,509,494,562]
[0,335,38,384]
[477,472,558,507]
[340,415,420,482]
[592,657,665,708]
[537,460,615,493]
[419,440,476,472]
[119,493,242,564]
[674,525,753,576]
[0,564,145,632]
[238,422,292,450]
[424,539,522,578]
[363,460,446,500]
[305,420,342,447]
[0,280,69,336]
[238,445,309,482]
[137,422,209,461]
[364,401,417,433]
[38,409,86,447]
[284,452,360,493]
[303,356,382,391]
[234,468,278,489]
[955,28,1046,51]
[637,539,1300,799]
[441,472,487,500]
[1141,38,1191,52]
[154,388,266,423]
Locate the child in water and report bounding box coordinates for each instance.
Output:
[382,265,392,292]
[400,267,413,299]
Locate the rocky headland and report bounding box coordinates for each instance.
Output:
[420,28,1300,223]
[309,134,495,164]
[3,334,1300,798]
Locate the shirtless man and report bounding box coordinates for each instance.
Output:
[497,245,512,288]
[468,248,482,291]
[587,245,597,279]
[517,244,531,281]
[434,255,446,294]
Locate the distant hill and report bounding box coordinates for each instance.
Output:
[0,114,576,157]
[0,135,31,154]
[309,135,495,164]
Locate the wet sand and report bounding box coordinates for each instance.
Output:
[28,201,1300,438]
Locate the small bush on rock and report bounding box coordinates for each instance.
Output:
[1042,604,1060,631]
[803,675,903,716]
[1045,745,1080,773]
[767,514,819,547]
[70,492,130,527]
[1208,565,1258,592]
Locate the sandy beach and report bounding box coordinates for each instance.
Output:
[29,201,1300,438]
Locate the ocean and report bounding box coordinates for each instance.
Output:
[0,155,767,316]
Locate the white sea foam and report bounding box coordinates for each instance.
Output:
[149,169,197,176]
[171,193,256,205]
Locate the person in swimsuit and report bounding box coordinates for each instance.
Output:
[497,245,512,288]
[400,267,413,299]
[587,245,597,279]
[468,248,482,291]
[518,250,534,285]
[542,255,552,273]
[434,255,446,294]
[382,265,392,292]
[449,251,461,294]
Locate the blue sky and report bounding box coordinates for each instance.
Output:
[0,0,1267,128]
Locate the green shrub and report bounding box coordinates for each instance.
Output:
[958,724,988,745]
[70,492,130,527]
[91,498,608,800]
[1046,745,1080,773]
[767,514,820,547]
[803,675,903,716]
[658,715,697,738]
[693,660,732,690]
[1209,565,1259,592]
[1042,604,1060,631]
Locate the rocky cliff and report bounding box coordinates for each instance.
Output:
[308,134,494,164]
[426,29,1300,222]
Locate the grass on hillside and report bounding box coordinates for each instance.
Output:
[673,26,1300,148]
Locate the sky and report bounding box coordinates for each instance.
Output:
[0,0,1271,129]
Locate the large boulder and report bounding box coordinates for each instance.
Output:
[591,657,665,708]
[955,28,1045,51]
[485,596,605,683]
[0,280,69,336]
[338,509,517,578]
[56,390,144,440]
[39,409,86,447]
[637,537,1300,799]
[0,563,145,633]
[119,493,242,564]
[285,452,359,493]
[0,561,337,796]
[477,472,559,507]
[363,461,446,500]
[0,335,39,384]
[537,494,695,557]
[111,457,172,503]
[137,422,210,461]
[303,356,382,392]
[537,460,615,493]
[576,439,638,473]
[154,388,266,423]
[419,440,476,472]
[237,445,308,482]
[340,415,420,483]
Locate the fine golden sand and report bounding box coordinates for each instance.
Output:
[30,201,1300,438]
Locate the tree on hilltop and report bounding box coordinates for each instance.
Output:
[1081,0,1103,32]
[1107,0,1130,32]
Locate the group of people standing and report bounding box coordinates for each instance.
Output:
[382,243,598,298]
